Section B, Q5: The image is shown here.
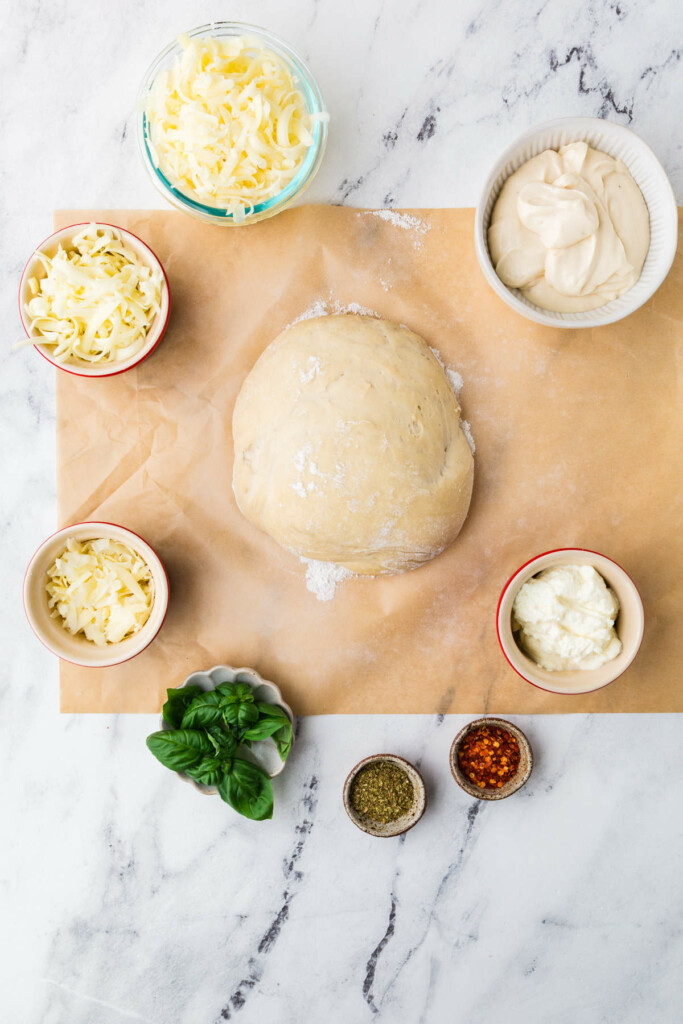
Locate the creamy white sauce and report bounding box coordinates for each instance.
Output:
[489,142,650,312]
[512,564,622,671]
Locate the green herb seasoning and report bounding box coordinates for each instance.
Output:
[350,760,414,823]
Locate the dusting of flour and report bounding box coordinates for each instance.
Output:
[368,209,430,248]
[430,346,475,454]
[461,420,476,454]
[288,299,379,328]
[301,557,354,602]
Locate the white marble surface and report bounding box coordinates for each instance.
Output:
[2,1,683,1021]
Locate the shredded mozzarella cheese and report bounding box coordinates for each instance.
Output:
[145,34,325,219]
[24,224,163,364]
[46,537,155,646]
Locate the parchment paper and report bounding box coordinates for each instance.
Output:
[55,207,683,713]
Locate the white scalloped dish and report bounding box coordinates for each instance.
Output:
[475,116,678,328]
[160,665,295,795]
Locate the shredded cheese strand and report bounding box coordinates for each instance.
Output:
[24,224,163,364]
[46,537,155,646]
[146,34,325,218]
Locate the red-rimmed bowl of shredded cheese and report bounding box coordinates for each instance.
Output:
[19,223,170,377]
[137,23,328,225]
[23,522,169,667]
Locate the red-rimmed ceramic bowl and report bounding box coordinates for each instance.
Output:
[23,521,169,667]
[497,548,644,695]
[19,223,171,377]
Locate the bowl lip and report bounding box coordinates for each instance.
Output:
[22,520,170,667]
[474,115,678,328]
[449,716,533,800]
[496,546,645,695]
[18,221,171,377]
[343,752,427,837]
[136,20,329,226]
[159,664,295,793]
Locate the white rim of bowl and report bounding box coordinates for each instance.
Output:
[475,116,678,328]
[23,521,170,667]
[496,547,645,695]
[136,21,328,225]
[18,222,171,377]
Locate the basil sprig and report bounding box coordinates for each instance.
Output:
[147,681,292,821]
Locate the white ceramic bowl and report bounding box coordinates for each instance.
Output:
[19,222,171,377]
[23,521,169,667]
[475,117,678,328]
[497,548,644,695]
[159,665,295,795]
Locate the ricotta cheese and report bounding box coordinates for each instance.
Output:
[512,564,622,671]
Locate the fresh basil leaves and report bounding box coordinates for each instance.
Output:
[146,728,214,772]
[147,681,292,821]
[181,690,225,729]
[162,684,204,728]
[218,759,274,821]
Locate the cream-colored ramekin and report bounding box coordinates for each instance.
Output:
[496,548,644,695]
[475,117,678,328]
[23,521,169,667]
[19,223,171,377]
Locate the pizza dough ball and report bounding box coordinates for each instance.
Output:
[232,314,474,574]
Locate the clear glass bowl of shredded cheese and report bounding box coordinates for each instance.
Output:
[137,23,329,225]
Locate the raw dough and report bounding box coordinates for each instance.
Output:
[232,315,474,574]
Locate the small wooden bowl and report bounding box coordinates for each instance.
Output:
[450,718,533,801]
[343,753,427,837]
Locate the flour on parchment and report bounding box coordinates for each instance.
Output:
[367,209,430,248]
[301,557,354,602]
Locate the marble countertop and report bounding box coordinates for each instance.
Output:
[3,1,682,1021]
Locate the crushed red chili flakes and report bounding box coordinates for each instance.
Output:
[457,724,521,789]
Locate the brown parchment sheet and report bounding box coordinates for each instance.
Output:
[56,206,683,713]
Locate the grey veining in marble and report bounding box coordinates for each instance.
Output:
[2,1,683,1022]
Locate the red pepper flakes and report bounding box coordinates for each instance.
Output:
[457,724,520,789]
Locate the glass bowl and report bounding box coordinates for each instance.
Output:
[136,22,328,226]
